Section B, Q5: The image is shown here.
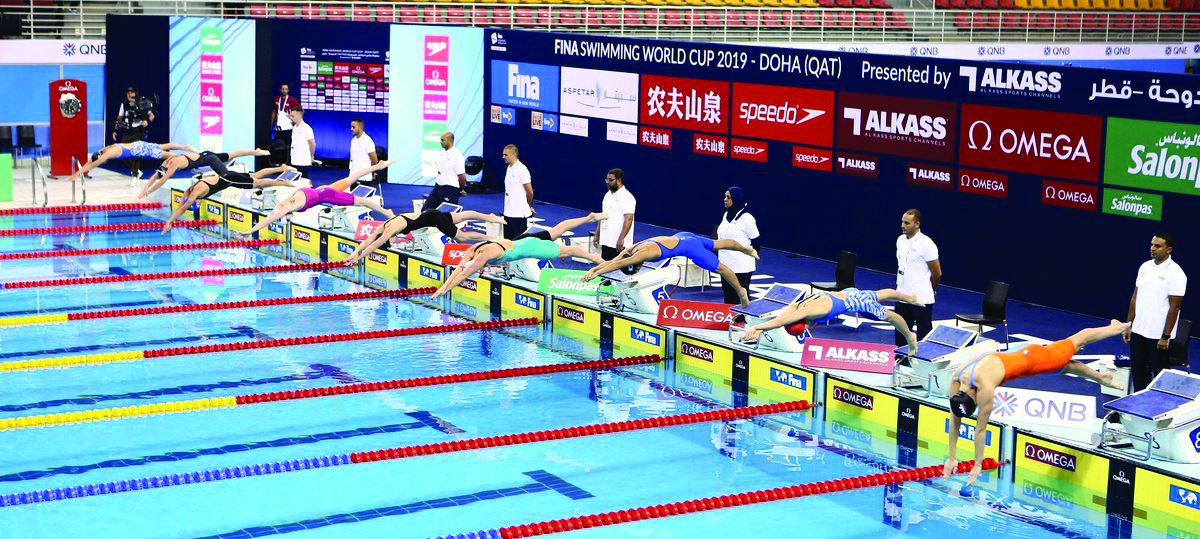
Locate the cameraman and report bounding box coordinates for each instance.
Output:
[113,86,155,177]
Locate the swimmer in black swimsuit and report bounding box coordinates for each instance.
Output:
[161,163,298,234]
[341,209,507,266]
[139,148,270,198]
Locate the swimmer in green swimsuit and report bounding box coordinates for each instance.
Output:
[431,213,609,300]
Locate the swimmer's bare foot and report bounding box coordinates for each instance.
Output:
[907,332,919,354]
[748,247,760,260]
[487,214,507,225]
[1109,319,1131,332]
[905,293,926,308]
[588,212,608,223]
[254,148,271,156]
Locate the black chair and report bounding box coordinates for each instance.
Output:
[810,251,857,291]
[15,125,41,163]
[1168,319,1192,370]
[0,126,13,153]
[956,281,1010,350]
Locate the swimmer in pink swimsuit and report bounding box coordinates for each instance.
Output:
[246,160,395,235]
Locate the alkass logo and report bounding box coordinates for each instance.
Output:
[838,93,956,162]
[960,105,1101,182]
[958,169,1009,198]
[730,138,768,163]
[907,162,953,190]
[833,386,874,410]
[836,153,879,178]
[1042,180,1097,211]
[425,36,449,62]
[959,66,1062,98]
[681,342,714,362]
[556,304,586,323]
[732,83,834,146]
[810,344,890,364]
[367,252,388,264]
[641,74,728,133]
[1024,442,1077,472]
[793,146,832,172]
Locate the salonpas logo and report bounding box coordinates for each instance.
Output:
[1105,117,1200,197]
[537,269,614,296]
[199,28,223,54]
[1103,188,1163,221]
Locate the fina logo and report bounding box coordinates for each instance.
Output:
[419,265,442,281]
[338,242,355,255]
[631,327,660,346]
[515,292,541,311]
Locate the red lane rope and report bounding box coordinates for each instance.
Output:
[0,240,280,261]
[0,203,162,216]
[66,287,432,321]
[496,459,1003,538]
[141,318,540,359]
[2,261,342,289]
[348,400,814,465]
[237,355,662,405]
[0,220,217,237]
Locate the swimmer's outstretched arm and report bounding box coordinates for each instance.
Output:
[740,299,825,342]
[246,192,306,235]
[432,246,494,300]
[140,158,187,198]
[161,181,211,234]
[343,219,401,266]
[963,387,994,485]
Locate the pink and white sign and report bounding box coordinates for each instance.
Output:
[354,220,385,241]
[424,65,448,92]
[199,55,223,79]
[423,94,449,121]
[199,109,223,135]
[800,338,895,374]
[199,82,223,108]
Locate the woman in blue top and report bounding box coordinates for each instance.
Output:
[581,232,758,307]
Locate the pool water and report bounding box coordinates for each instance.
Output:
[0,212,1174,539]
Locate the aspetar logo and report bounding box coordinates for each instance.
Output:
[843,107,948,143]
[681,342,714,362]
[1024,442,1078,472]
[630,327,660,346]
[556,304,586,323]
[514,292,541,311]
[367,252,388,264]
[832,386,874,410]
[959,66,1062,98]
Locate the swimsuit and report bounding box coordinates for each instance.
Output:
[491,237,561,263]
[954,340,1075,388]
[200,171,256,199]
[298,188,355,211]
[648,232,719,272]
[814,288,888,323]
[385,210,459,238]
[117,141,164,160]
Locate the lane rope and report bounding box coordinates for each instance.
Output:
[0,203,162,216]
[0,399,806,507]
[0,239,279,262]
[0,356,661,430]
[1,261,342,290]
[0,317,538,373]
[0,219,217,237]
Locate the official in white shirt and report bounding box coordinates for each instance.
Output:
[502,144,534,239]
[428,131,467,207]
[348,118,378,180]
[594,168,636,263]
[895,209,942,346]
[717,186,760,305]
[288,107,315,168]
[1124,232,1187,391]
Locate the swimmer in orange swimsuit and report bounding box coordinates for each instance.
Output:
[943,319,1129,485]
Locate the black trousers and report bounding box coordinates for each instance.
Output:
[601,245,620,261]
[1130,332,1171,392]
[894,302,934,346]
[427,185,462,208]
[274,127,293,150]
[721,272,753,305]
[503,217,528,240]
[119,126,146,174]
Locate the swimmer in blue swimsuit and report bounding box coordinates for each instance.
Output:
[581,232,759,306]
[740,287,923,352]
[69,141,196,182]
[431,213,609,300]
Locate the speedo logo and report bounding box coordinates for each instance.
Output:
[959,66,1062,97]
[832,386,874,410]
[681,342,714,362]
[843,107,948,141]
[556,305,586,323]
[737,101,824,126]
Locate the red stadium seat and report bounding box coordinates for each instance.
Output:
[300,5,321,18]
[600,9,622,26]
[623,9,646,26]
[352,6,374,22]
[888,10,910,27]
[556,7,582,27]
[818,0,837,6]
[326,5,347,20]
[796,11,820,26]
[446,7,468,25]
[954,12,972,27]
[1002,11,1028,27]
[1109,13,1133,28]
[704,9,725,26]
[275,4,297,18]
[1081,14,1105,28]
[491,7,513,28]
[398,6,419,23]
[423,6,445,24]
[248,4,268,17]
[374,5,394,23]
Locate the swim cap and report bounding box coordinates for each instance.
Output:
[949,392,977,418]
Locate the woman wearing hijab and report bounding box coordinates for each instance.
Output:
[717,187,761,305]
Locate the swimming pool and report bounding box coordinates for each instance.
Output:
[0,210,1177,539]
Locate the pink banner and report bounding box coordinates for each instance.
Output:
[800,338,895,374]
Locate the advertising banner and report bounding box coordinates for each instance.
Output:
[641,74,729,133]
[1104,117,1200,197]
[656,300,736,330]
[731,83,834,146]
[801,338,895,374]
[960,104,1102,182]
[490,60,559,111]
[837,92,957,162]
[559,67,639,122]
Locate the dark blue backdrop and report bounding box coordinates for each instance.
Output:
[106,15,170,148]
[483,30,1198,319]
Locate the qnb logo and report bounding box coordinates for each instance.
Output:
[515,292,541,311]
[62,43,76,57]
[419,265,442,281]
[1024,442,1077,472]
[959,66,1062,95]
[967,121,1091,162]
[507,63,540,100]
[681,342,714,362]
[808,344,889,364]
[737,102,825,126]
[630,327,661,346]
[832,386,874,410]
[556,305,585,323]
[367,252,388,264]
[843,107,947,141]
[1191,425,1200,452]
[993,391,1019,417]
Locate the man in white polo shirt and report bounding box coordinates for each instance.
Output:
[348,118,378,180]
[595,168,636,262]
[288,107,315,170]
[428,131,466,207]
[895,209,942,346]
[1124,232,1186,392]
[502,144,533,239]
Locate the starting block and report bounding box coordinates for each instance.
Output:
[503,257,551,282]
[596,261,681,314]
[892,325,999,396]
[728,284,809,353]
[250,170,307,211]
[1099,369,1200,463]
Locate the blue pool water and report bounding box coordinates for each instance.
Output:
[0,213,1173,539]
